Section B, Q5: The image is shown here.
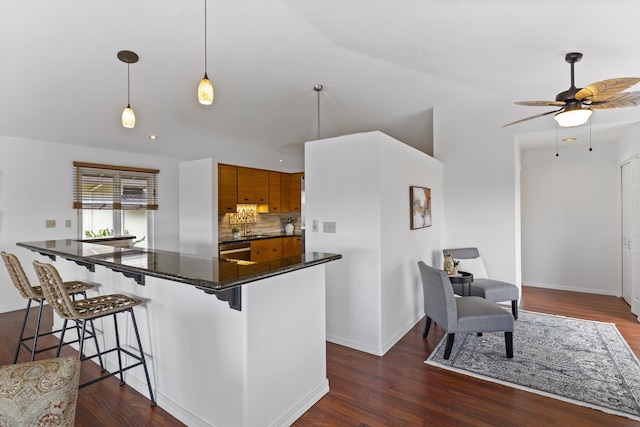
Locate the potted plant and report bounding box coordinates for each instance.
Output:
[281,216,295,235]
[231,225,241,239]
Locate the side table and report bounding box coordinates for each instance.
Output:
[448,271,474,296]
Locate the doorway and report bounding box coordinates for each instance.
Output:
[621,157,640,316]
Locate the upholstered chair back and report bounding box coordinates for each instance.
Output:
[418,261,458,332]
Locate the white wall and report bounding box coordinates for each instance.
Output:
[179,158,217,256]
[520,142,621,295]
[617,123,640,163]
[433,103,520,286]
[0,135,180,313]
[305,131,444,355]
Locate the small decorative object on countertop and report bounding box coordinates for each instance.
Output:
[231,225,241,239]
[281,216,295,236]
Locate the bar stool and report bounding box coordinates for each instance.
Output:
[33,260,156,406]
[1,251,99,364]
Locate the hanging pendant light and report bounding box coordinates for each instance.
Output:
[117,50,139,128]
[198,0,214,105]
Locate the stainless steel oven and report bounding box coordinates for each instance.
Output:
[219,242,251,261]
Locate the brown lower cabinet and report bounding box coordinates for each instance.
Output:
[283,236,302,258]
[250,236,302,262]
[251,238,283,262]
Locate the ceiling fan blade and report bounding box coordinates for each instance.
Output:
[514,100,566,107]
[590,91,640,109]
[502,108,563,128]
[575,78,640,102]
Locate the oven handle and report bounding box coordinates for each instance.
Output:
[220,247,251,255]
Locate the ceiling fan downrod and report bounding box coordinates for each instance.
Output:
[555,52,583,102]
[566,52,582,89]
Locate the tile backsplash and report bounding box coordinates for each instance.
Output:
[218,213,301,240]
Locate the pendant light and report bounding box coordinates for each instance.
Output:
[118,50,139,128]
[198,0,214,105]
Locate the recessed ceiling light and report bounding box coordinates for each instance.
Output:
[279,159,284,163]
[149,135,158,141]
[562,137,577,142]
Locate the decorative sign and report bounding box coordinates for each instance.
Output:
[230,205,256,225]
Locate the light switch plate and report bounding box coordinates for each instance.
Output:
[65,219,72,228]
[45,219,56,228]
[312,219,318,232]
[323,221,336,233]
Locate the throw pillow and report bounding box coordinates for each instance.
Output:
[456,257,488,279]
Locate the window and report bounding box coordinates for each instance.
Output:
[73,162,158,248]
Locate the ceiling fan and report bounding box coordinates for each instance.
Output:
[503,52,640,128]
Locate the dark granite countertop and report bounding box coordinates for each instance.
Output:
[16,239,340,293]
[219,232,302,245]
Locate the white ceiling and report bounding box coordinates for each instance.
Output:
[2,0,640,164]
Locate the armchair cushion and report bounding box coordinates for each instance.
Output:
[456,297,514,333]
[472,278,519,302]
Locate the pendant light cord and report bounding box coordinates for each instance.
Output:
[317,89,320,140]
[314,84,323,140]
[204,0,208,75]
[127,63,131,107]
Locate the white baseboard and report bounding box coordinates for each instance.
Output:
[326,334,383,356]
[271,379,330,427]
[0,302,30,314]
[524,281,621,297]
[380,313,424,355]
[327,312,424,356]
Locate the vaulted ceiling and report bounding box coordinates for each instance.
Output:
[2,0,640,164]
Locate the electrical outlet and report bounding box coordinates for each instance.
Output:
[312,219,318,232]
[45,219,56,228]
[323,221,336,233]
[65,219,72,228]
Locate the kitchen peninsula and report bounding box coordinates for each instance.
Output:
[17,239,341,427]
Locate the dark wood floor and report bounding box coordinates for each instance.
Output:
[2,287,639,426]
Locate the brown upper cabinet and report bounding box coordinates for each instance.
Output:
[280,173,291,212]
[237,167,269,204]
[268,171,281,212]
[290,172,304,212]
[218,163,302,213]
[218,164,238,213]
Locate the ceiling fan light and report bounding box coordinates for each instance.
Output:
[122,105,135,128]
[198,74,214,105]
[554,108,593,127]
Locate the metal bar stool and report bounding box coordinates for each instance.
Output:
[33,260,156,406]
[1,251,101,364]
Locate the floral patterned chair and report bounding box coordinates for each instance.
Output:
[0,356,80,426]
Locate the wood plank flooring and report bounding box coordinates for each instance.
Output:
[1,286,639,426]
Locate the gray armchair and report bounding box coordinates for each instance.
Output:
[443,247,519,319]
[418,261,514,359]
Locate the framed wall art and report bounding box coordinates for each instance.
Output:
[410,186,431,229]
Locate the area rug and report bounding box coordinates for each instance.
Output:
[425,310,640,421]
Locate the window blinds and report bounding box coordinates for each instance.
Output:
[73,162,158,210]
